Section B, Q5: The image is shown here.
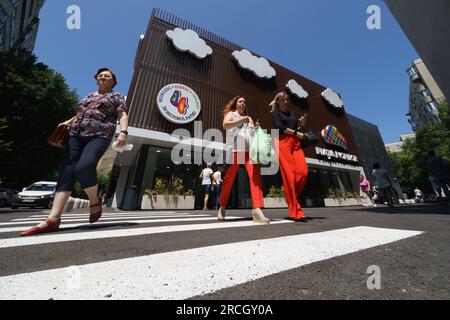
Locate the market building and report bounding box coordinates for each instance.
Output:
[108,8,365,210]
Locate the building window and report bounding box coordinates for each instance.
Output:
[0,7,8,23]
[407,67,418,77]
[421,89,431,97]
[0,26,4,48]
[426,101,437,112]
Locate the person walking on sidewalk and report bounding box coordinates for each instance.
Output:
[425,150,450,204]
[200,164,214,211]
[360,174,376,207]
[372,162,395,207]
[414,187,424,203]
[270,91,308,222]
[217,96,270,224]
[212,166,223,210]
[20,67,128,236]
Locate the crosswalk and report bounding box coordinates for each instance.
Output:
[0,209,424,300]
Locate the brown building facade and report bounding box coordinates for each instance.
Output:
[110,8,364,210]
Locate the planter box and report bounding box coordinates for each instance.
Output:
[324,197,362,207]
[141,195,195,210]
[264,197,287,208]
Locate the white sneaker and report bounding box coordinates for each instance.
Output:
[252,208,270,224]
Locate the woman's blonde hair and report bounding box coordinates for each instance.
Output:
[269,91,289,112]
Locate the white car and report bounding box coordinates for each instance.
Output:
[11,181,57,209]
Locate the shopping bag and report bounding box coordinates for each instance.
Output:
[250,128,276,164]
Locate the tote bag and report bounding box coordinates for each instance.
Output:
[249,128,276,164]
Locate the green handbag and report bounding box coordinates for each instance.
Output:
[250,128,276,164]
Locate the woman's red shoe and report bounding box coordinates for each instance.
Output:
[20,218,61,237]
[89,197,103,223]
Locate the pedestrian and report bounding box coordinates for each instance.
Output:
[425,150,450,204]
[218,96,270,224]
[360,174,376,207]
[372,163,395,207]
[200,164,214,211]
[212,166,223,210]
[414,187,424,203]
[270,91,308,222]
[20,67,128,236]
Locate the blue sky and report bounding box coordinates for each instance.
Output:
[34,0,418,143]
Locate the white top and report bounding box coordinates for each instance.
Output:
[213,171,222,185]
[225,111,255,152]
[200,168,213,185]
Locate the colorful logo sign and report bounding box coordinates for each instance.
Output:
[321,125,347,150]
[156,84,201,124]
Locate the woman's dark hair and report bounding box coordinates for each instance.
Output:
[95,67,117,88]
[372,162,380,169]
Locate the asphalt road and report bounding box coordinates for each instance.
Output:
[0,203,449,300]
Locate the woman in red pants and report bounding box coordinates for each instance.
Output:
[270,91,308,222]
[217,96,270,224]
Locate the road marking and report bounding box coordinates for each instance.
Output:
[0,214,207,227]
[8,213,206,223]
[0,219,291,249]
[0,216,235,233]
[0,226,423,300]
[14,211,191,220]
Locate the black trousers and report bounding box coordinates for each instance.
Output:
[56,136,111,192]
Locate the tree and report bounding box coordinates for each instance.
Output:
[0,49,79,188]
[389,99,449,197]
[0,117,12,152]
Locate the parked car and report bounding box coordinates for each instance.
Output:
[11,181,57,209]
[0,187,19,207]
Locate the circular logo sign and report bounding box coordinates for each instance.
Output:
[156,83,201,124]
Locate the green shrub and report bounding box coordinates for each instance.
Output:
[145,177,193,197]
[266,185,284,198]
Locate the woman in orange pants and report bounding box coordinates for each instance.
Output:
[270,91,309,222]
[217,96,270,224]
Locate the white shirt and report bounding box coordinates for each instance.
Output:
[225,111,255,152]
[201,168,213,185]
[213,171,222,185]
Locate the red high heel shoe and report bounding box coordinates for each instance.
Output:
[20,218,61,237]
[89,198,103,224]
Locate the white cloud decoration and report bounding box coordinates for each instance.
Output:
[232,49,276,79]
[321,88,344,109]
[166,28,213,59]
[286,79,309,99]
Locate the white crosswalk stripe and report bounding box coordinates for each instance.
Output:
[0,226,423,300]
[0,209,425,300]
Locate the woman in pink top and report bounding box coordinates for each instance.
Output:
[360,174,376,207]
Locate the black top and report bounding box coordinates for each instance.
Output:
[271,110,298,132]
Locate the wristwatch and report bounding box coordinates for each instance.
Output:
[120,130,128,135]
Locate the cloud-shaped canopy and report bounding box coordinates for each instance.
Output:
[232,49,276,79]
[166,28,213,59]
[286,80,309,99]
[321,88,344,109]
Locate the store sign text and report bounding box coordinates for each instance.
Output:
[315,147,358,163]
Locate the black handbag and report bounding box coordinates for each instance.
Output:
[301,130,319,148]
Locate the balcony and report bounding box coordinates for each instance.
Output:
[423,95,433,103]
[410,73,421,82]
